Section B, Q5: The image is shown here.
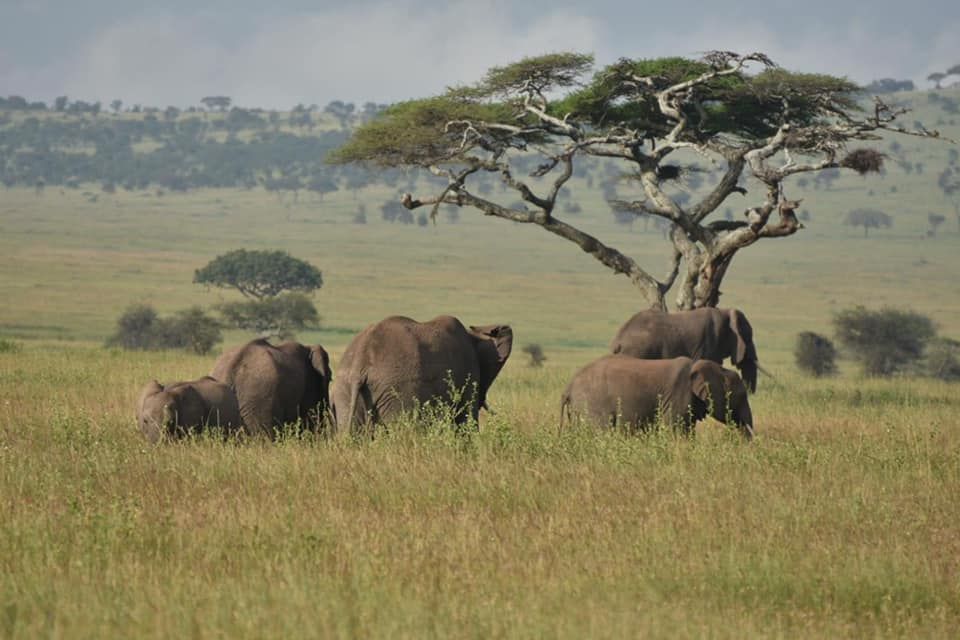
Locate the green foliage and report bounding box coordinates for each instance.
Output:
[335,52,863,169]
[0,338,22,353]
[194,249,322,300]
[471,53,594,96]
[794,331,837,377]
[105,304,222,354]
[834,306,936,376]
[217,293,319,339]
[328,96,520,167]
[558,60,859,141]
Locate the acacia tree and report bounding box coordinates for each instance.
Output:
[194,249,323,338]
[332,51,947,310]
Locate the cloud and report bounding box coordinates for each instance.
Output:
[47,2,605,109]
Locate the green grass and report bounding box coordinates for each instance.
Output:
[2,89,960,636]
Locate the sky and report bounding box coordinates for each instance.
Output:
[1,0,957,110]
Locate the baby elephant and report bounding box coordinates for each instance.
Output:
[136,376,243,443]
[560,355,754,439]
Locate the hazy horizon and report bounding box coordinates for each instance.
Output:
[2,0,958,109]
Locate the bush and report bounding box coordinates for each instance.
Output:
[106,304,223,354]
[217,293,319,339]
[0,338,22,353]
[794,331,837,377]
[923,337,960,381]
[522,344,547,368]
[834,306,936,376]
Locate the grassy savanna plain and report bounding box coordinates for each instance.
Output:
[2,93,960,636]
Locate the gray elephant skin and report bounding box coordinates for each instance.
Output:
[609,307,759,392]
[211,338,331,437]
[331,315,513,435]
[136,376,242,443]
[560,355,754,438]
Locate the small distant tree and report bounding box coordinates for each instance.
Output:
[201,96,232,112]
[928,213,946,236]
[353,205,368,224]
[110,99,123,114]
[522,343,547,367]
[834,306,936,376]
[928,72,947,89]
[217,293,319,339]
[53,96,68,112]
[794,331,837,377]
[194,249,322,299]
[844,208,892,237]
[937,167,960,231]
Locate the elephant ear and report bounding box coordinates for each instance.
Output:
[136,380,164,416]
[729,309,758,393]
[470,324,513,364]
[309,345,332,381]
[690,361,726,423]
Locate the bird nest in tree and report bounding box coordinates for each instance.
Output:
[841,149,886,175]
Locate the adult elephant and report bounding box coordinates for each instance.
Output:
[560,355,754,439]
[609,307,759,392]
[211,339,331,438]
[331,315,513,436]
[136,376,242,443]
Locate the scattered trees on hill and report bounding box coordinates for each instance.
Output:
[864,78,915,94]
[843,208,893,237]
[332,50,943,310]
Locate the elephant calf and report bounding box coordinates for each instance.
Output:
[331,315,513,436]
[136,376,242,443]
[560,355,754,438]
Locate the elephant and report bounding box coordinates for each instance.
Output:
[211,338,331,438]
[609,307,759,392]
[560,355,754,438]
[136,376,242,443]
[330,315,513,436]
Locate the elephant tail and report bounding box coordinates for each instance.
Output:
[558,392,572,435]
[739,359,758,394]
[343,374,367,437]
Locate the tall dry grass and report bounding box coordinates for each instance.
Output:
[1,343,958,637]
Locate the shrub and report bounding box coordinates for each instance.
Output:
[522,344,547,368]
[833,306,936,376]
[106,304,223,354]
[217,293,319,339]
[0,338,22,353]
[794,331,837,377]
[923,337,960,381]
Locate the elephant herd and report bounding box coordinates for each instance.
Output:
[136,308,759,443]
